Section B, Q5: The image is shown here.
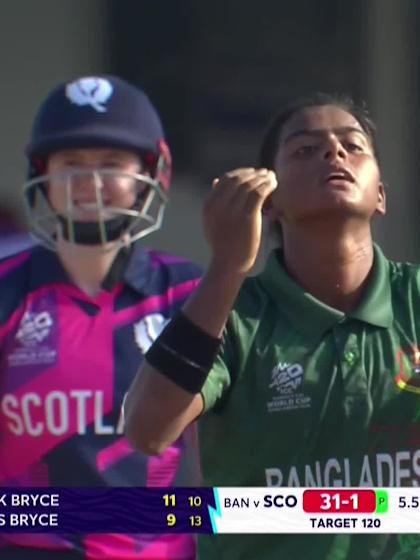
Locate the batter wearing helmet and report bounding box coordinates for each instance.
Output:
[0,75,201,559]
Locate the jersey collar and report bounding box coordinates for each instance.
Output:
[28,243,156,296]
[258,244,393,337]
[123,244,159,296]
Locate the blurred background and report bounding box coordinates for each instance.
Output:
[0,0,418,265]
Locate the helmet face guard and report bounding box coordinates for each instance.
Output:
[24,76,173,250]
[22,164,168,251]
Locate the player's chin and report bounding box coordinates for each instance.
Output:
[317,192,364,211]
[295,199,368,222]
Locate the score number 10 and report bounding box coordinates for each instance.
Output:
[163,494,203,527]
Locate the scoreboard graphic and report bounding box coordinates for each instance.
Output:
[0,488,419,533]
[208,488,413,533]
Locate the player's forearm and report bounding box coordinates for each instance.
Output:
[125,366,203,455]
[182,260,247,336]
[125,262,245,455]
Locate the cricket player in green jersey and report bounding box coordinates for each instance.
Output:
[125,93,420,560]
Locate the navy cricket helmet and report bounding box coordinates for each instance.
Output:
[23,75,172,249]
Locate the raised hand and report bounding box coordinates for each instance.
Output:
[203,168,277,274]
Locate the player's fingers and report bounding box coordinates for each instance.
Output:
[207,176,264,213]
[210,169,271,205]
[238,177,277,216]
[211,169,256,190]
[213,168,270,190]
[231,170,276,204]
[224,167,258,179]
[206,170,276,219]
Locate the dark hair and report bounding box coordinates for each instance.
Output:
[258,92,378,169]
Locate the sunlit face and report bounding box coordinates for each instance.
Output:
[269,105,385,227]
[46,147,147,222]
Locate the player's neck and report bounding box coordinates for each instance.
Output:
[56,239,122,297]
[281,222,374,313]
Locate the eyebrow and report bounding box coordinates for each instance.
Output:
[56,150,80,158]
[56,149,128,160]
[283,126,369,145]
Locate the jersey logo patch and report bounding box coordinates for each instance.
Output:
[16,311,52,347]
[7,301,58,372]
[269,362,303,394]
[267,361,311,413]
[66,77,113,113]
[395,347,420,395]
[133,313,170,354]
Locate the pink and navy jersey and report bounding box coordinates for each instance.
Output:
[0,244,202,559]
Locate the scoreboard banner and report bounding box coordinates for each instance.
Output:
[0,488,418,533]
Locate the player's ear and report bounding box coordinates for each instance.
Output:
[376,181,386,216]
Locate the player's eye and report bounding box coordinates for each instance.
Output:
[103,160,123,167]
[60,160,82,168]
[294,145,318,157]
[345,142,363,152]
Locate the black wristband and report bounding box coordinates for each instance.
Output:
[145,312,222,394]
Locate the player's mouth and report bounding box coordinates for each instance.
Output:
[71,201,115,221]
[323,167,355,187]
[74,201,111,211]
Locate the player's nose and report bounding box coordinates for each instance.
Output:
[322,135,347,162]
[71,170,104,196]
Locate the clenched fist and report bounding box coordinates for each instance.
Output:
[203,168,277,275]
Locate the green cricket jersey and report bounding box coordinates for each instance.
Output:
[199,245,420,560]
